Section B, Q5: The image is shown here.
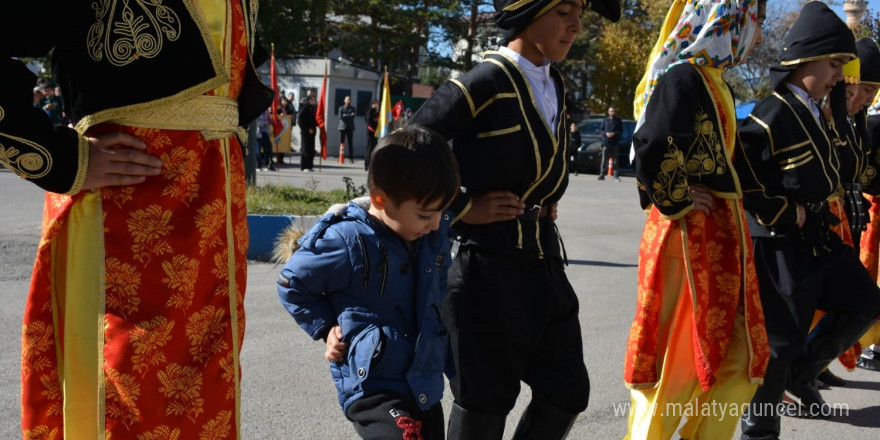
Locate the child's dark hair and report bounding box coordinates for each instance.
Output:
[368,124,460,208]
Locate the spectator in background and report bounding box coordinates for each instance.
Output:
[298,93,318,172]
[365,99,380,170]
[39,81,64,127]
[338,95,356,163]
[597,106,621,181]
[568,121,581,176]
[256,109,275,171]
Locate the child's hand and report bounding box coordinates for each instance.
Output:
[325,325,348,362]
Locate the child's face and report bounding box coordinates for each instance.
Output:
[376,197,447,242]
[846,83,864,114]
[792,57,847,101]
[861,84,880,112]
[517,1,583,63]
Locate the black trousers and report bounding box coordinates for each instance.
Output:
[340,128,354,161]
[742,213,880,439]
[365,131,378,170]
[346,393,444,440]
[443,246,590,415]
[300,131,315,170]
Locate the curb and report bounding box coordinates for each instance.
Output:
[246,214,320,262]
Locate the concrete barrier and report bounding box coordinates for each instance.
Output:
[246,214,319,262]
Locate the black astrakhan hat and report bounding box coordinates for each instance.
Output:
[858,38,880,85]
[494,0,620,42]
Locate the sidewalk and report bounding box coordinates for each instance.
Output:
[1,168,879,439]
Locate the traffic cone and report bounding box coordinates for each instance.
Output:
[607,157,614,177]
[338,142,345,164]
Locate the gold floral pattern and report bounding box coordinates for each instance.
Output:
[195,199,226,254]
[186,305,230,364]
[87,0,182,67]
[22,321,55,374]
[200,410,233,440]
[163,254,200,309]
[161,146,202,204]
[105,368,142,430]
[158,363,205,421]
[23,426,59,440]
[137,426,181,440]
[685,108,727,176]
[39,370,63,417]
[106,257,142,318]
[130,316,175,376]
[128,204,175,265]
[651,140,689,207]
[626,200,769,389]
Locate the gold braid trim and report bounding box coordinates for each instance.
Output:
[105,95,244,141]
[67,135,91,195]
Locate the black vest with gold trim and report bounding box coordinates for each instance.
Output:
[411,51,568,258]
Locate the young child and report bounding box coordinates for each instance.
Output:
[409,1,620,438]
[276,125,460,440]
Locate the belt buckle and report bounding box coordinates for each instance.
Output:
[519,204,542,222]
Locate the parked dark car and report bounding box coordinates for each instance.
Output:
[571,118,636,173]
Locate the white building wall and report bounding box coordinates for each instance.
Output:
[257,58,382,161]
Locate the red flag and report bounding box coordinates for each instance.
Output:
[315,60,328,159]
[269,45,283,137]
[392,100,404,121]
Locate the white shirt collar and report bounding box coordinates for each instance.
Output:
[788,83,823,125]
[498,47,557,132]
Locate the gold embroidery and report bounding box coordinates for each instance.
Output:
[87,0,182,67]
[651,137,689,206]
[105,367,142,430]
[161,145,202,205]
[0,133,52,179]
[186,305,230,364]
[127,204,175,265]
[130,316,175,376]
[163,254,200,309]
[157,363,205,421]
[200,410,233,439]
[23,426,59,440]
[105,257,142,318]
[685,108,726,176]
[137,426,181,440]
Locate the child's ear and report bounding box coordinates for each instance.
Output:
[370,188,387,210]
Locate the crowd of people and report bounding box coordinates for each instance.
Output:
[5,1,880,440]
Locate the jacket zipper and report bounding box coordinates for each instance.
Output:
[357,234,370,286]
[431,303,447,336]
[378,241,388,296]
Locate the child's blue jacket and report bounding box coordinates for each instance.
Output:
[277,200,454,413]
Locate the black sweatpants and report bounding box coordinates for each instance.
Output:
[443,245,590,415]
[346,393,444,440]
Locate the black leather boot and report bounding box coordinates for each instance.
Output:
[511,395,578,440]
[787,312,876,417]
[446,402,506,440]
[741,357,788,440]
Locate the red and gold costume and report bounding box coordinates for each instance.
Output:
[1,2,272,438]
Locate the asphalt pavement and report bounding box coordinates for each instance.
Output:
[1,160,879,439]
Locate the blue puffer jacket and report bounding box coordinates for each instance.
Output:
[277,200,454,413]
